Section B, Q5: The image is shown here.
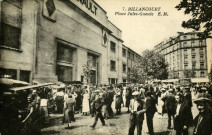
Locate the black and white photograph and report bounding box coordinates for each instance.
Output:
[0,0,212,135]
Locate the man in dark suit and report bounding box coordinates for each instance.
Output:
[145,91,157,135]
[165,89,176,129]
[128,91,146,135]
[174,93,192,135]
[90,90,106,129]
[193,93,212,135]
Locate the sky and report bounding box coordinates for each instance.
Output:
[95,0,193,54]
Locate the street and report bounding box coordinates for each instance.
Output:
[41,104,199,135]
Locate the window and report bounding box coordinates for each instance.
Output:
[183,36,187,40]
[184,56,188,61]
[88,54,97,67]
[123,64,126,73]
[128,68,131,73]
[192,63,196,69]
[192,55,196,62]
[0,23,21,49]
[132,54,134,61]
[128,51,130,59]
[4,0,22,7]
[57,66,73,82]
[200,71,204,77]
[191,41,194,47]
[20,70,30,83]
[110,41,116,53]
[1,1,22,49]
[0,68,17,79]
[200,63,204,69]
[57,43,74,63]
[200,55,204,62]
[184,49,187,55]
[122,48,126,57]
[110,60,116,71]
[183,42,187,47]
[199,40,203,46]
[191,34,195,39]
[184,63,188,69]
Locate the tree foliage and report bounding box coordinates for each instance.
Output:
[176,0,212,38]
[183,69,196,78]
[209,67,212,82]
[129,50,168,83]
[140,50,169,80]
[83,60,93,83]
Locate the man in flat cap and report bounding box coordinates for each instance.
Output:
[128,91,145,135]
[193,93,212,135]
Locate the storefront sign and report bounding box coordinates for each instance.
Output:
[76,0,97,15]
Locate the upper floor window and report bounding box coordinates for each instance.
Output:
[57,43,74,63]
[122,48,126,57]
[122,64,126,73]
[0,1,22,49]
[110,60,116,71]
[200,71,204,77]
[0,23,21,49]
[183,36,187,40]
[110,41,116,53]
[183,42,187,47]
[128,51,130,59]
[199,40,203,46]
[191,41,195,47]
[3,0,22,7]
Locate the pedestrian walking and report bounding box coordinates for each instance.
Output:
[64,94,76,128]
[128,91,145,135]
[145,91,157,135]
[164,88,176,129]
[90,90,106,129]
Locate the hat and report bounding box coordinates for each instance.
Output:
[94,90,101,93]
[161,88,166,91]
[168,88,174,92]
[201,87,207,91]
[193,93,211,103]
[132,91,140,96]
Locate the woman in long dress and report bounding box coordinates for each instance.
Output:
[64,94,76,128]
[82,90,90,116]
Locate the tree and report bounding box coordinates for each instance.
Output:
[129,64,147,83]
[176,0,212,38]
[183,69,196,78]
[208,67,212,82]
[83,60,93,84]
[138,50,169,82]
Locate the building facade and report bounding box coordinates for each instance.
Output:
[154,32,208,79]
[0,0,140,85]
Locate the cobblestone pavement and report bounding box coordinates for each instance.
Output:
[41,104,199,135]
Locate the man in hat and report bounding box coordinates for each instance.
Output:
[164,88,176,129]
[174,93,193,135]
[145,91,157,135]
[128,91,145,135]
[193,93,212,135]
[90,90,106,129]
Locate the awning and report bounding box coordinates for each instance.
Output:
[0,78,29,86]
[10,83,54,91]
[191,78,209,83]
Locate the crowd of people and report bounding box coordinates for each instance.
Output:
[18,82,212,135]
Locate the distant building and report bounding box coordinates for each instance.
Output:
[0,0,140,85]
[154,31,208,79]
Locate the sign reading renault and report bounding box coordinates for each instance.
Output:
[76,0,98,15]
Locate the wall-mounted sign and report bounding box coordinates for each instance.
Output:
[76,0,97,15]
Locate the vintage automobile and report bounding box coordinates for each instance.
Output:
[0,81,53,135]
